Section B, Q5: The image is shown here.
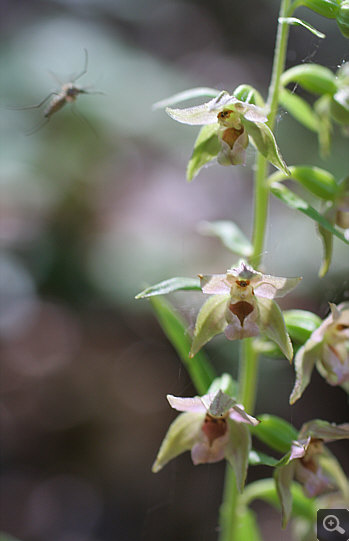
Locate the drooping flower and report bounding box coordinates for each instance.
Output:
[152,389,259,491]
[290,302,349,404]
[274,420,349,526]
[165,91,290,179]
[190,261,301,361]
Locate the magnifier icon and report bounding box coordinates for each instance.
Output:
[323,514,346,534]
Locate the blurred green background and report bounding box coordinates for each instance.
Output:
[0,1,348,540]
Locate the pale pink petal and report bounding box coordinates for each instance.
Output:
[253,276,302,299]
[200,274,231,294]
[228,405,260,426]
[289,437,311,461]
[167,394,206,413]
[224,315,259,340]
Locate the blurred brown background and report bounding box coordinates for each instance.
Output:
[0,1,348,540]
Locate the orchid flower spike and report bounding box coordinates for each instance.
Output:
[152,389,259,492]
[290,302,349,404]
[191,261,301,361]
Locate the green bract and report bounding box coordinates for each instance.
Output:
[165,91,290,179]
[337,0,349,36]
[299,0,340,18]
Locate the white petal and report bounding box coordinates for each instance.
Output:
[254,275,302,299]
[200,273,231,294]
[167,394,206,413]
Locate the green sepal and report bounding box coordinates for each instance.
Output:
[136,277,201,298]
[331,89,349,124]
[281,64,337,95]
[190,294,229,357]
[274,461,296,528]
[256,297,293,361]
[242,119,290,175]
[150,296,216,395]
[337,0,349,37]
[152,411,203,472]
[289,342,321,404]
[225,420,251,492]
[197,220,253,257]
[299,0,340,18]
[318,219,333,277]
[283,310,322,344]
[208,373,239,399]
[270,182,349,244]
[251,414,298,454]
[233,84,266,107]
[269,165,338,200]
[152,87,220,110]
[186,124,220,181]
[278,17,326,38]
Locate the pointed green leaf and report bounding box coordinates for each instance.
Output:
[279,88,319,132]
[152,411,203,472]
[269,165,338,200]
[150,296,216,395]
[152,87,220,110]
[274,462,296,528]
[301,0,340,18]
[249,449,281,467]
[278,16,326,38]
[270,182,349,243]
[235,508,263,541]
[225,420,251,492]
[186,124,221,181]
[136,277,201,299]
[281,64,337,95]
[283,310,322,344]
[191,294,229,356]
[256,297,293,361]
[243,119,290,175]
[197,220,253,257]
[251,414,298,454]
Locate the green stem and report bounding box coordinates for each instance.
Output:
[219,3,291,540]
[238,339,259,412]
[219,465,238,541]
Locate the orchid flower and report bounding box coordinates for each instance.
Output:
[290,302,349,404]
[275,419,349,527]
[152,389,259,491]
[165,91,290,179]
[190,261,301,361]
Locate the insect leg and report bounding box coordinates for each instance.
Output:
[25,118,49,136]
[7,92,58,110]
[72,48,88,82]
[71,103,98,138]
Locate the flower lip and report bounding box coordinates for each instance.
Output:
[229,300,254,326]
[202,414,228,445]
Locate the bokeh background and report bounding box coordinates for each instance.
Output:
[0,1,348,540]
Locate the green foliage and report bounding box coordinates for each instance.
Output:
[298,0,340,18]
[279,16,326,37]
[198,220,253,257]
[281,64,337,95]
[149,296,216,394]
[251,414,298,454]
[136,277,201,298]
